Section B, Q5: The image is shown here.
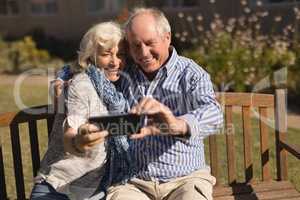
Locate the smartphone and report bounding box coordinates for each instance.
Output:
[88,113,144,136]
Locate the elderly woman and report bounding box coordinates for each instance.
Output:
[30,21,135,200]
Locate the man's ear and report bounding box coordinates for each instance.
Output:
[165,32,171,44]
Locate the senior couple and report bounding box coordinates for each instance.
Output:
[30,7,223,200]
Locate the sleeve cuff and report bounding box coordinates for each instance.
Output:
[178,114,200,138]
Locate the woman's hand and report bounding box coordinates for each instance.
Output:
[64,123,108,155]
[74,123,109,152]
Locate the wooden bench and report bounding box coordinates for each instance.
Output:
[0,89,299,199]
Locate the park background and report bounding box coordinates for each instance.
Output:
[0,0,299,199]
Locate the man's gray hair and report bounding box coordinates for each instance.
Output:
[125,7,171,36]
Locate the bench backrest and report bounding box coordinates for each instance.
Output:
[0,105,55,200]
[210,89,288,186]
[0,89,290,199]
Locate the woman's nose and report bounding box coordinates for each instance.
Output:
[110,54,120,66]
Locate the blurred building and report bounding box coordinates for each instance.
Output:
[0,0,299,40]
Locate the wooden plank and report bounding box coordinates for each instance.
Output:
[28,120,40,177]
[276,197,300,200]
[215,189,300,200]
[275,89,288,181]
[259,107,271,181]
[213,181,295,197]
[225,105,236,185]
[216,92,274,107]
[0,105,54,127]
[0,136,8,200]
[214,195,257,200]
[10,124,26,200]
[209,135,219,185]
[242,106,253,183]
[280,140,300,159]
[255,189,300,199]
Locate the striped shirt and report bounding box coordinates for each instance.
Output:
[120,47,223,182]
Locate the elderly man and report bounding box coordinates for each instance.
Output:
[104,8,223,200]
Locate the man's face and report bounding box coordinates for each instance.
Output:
[126,14,171,75]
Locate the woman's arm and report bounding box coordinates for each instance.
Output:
[63,75,108,155]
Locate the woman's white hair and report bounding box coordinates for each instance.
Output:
[78,21,123,69]
[125,7,171,37]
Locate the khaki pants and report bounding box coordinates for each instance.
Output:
[106,169,216,200]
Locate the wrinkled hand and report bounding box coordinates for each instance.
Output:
[53,79,71,98]
[53,80,72,112]
[53,80,64,98]
[130,97,188,139]
[74,123,109,152]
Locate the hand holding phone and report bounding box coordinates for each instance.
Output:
[88,113,144,137]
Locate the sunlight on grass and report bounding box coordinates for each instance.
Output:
[0,83,49,113]
[0,76,299,199]
[0,76,50,198]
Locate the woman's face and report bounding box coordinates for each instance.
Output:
[95,42,126,82]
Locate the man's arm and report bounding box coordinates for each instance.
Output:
[130,66,223,139]
[179,67,223,138]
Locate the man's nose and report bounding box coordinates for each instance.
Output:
[140,44,149,57]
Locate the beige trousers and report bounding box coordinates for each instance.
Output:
[106,169,216,200]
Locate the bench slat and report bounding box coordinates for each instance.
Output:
[10,124,26,200]
[217,92,274,107]
[213,181,297,197]
[259,107,271,181]
[215,189,300,200]
[0,140,8,200]
[209,135,219,185]
[242,106,253,183]
[275,197,300,200]
[0,105,53,127]
[29,120,40,177]
[275,89,288,180]
[280,140,300,159]
[225,105,236,184]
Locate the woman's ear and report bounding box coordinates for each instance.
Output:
[87,57,93,66]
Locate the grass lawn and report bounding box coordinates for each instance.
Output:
[0,76,50,198]
[0,75,299,199]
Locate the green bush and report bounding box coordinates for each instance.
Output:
[0,36,63,74]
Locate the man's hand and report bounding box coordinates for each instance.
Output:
[130,97,188,139]
[52,80,72,112]
[53,80,64,98]
[73,123,109,153]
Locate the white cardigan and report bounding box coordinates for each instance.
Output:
[36,73,108,199]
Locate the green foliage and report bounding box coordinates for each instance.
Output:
[183,17,297,92]
[0,36,63,74]
[288,43,300,98]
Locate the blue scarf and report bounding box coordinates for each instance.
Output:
[57,65,136,194]
[85,65,136,191]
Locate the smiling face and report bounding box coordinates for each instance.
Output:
[126,13,171,77]
[95,42,126,82]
